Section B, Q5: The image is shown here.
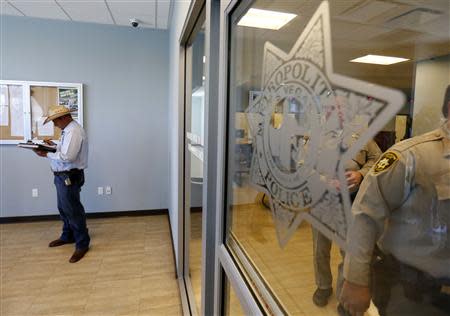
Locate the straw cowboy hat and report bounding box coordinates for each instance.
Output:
[44,106,71,124]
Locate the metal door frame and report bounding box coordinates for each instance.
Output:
[178,0,266,314]
[212,0,264,315]
[178,1,223,315]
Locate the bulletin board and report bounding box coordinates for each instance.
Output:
[0,84,26,142]
[0,80,83,144]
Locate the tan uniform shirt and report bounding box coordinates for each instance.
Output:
[345,139,382,176]
[344,127,450,286]
[344,138,381,193]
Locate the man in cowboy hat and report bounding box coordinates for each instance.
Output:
[34,105,90,263]
[340,86,450,315]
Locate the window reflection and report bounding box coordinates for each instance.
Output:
[224,0,450,315]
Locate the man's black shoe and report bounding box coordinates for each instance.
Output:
[312,287,333,307]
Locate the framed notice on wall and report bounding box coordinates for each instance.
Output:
[58,87,79,120]
[0,80,83,144]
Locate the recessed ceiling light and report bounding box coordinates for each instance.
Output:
[238,8,297,30]
[350,54,409,65]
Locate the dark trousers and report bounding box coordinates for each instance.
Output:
[382,283,450,316]
[54,170,90,250]
[371,250,450,316]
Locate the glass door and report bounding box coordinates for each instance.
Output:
[183,13,206,316]
[220,0,450,315]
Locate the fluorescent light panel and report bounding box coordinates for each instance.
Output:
[350,54,409,65]
[238,8,297,30]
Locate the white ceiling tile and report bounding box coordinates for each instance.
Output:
[4,0,169,29]
[156,0,169,29]
[394,0,450,12]
[57,1,113,24]
[9,0,69,20]
[348,25,391,41]
[421,15,450,38]
[156,18,167,29]
[107,0,156,28]
[157,0,170,17]
[330,0,363,16]
[1,1,25,16]
[339,0,399,23]
[332,20,390,41]
[386,8,443,28]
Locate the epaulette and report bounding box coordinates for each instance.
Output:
[373,129,444,174]
[390,128,443,153]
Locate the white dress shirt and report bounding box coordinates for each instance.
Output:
[47,120,88,172]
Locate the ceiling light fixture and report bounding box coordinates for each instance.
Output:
[350,54,409,65]
[238,8,297,30]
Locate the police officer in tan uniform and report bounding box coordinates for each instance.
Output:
[340,86,450,316]
[312,139,381,308]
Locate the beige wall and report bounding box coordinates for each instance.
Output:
[412,55,450,136]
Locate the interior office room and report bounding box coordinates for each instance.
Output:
[0,1,179,315]
[1,0,450,316]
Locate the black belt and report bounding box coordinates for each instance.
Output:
[53,169,83,176]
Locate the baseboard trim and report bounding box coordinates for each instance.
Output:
[0,209,168,224]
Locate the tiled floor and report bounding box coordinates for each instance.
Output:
[0,215,182,316]
[189,212,202,314]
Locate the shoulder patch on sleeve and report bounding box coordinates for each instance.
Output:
[373,152,398,174]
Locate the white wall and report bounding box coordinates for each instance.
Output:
[168,0,192,273]
[413,55,450,136]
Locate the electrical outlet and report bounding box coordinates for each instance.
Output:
[105,186,112,195]
[32,188,38,198]
[97,187,104,195]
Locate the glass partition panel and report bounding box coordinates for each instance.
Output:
[184,20,206,315]
[189,27,206,314]
[30,86,59,140]
[30,85,81,140]
[223,1,449,315]
[0,84,24,141]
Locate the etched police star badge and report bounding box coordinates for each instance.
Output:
[245,1,405,248]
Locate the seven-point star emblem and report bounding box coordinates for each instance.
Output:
[245,1,404,248]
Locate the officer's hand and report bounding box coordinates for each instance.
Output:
[33,149,48,157]
[345,171,363,188]
[340,280,371,316]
